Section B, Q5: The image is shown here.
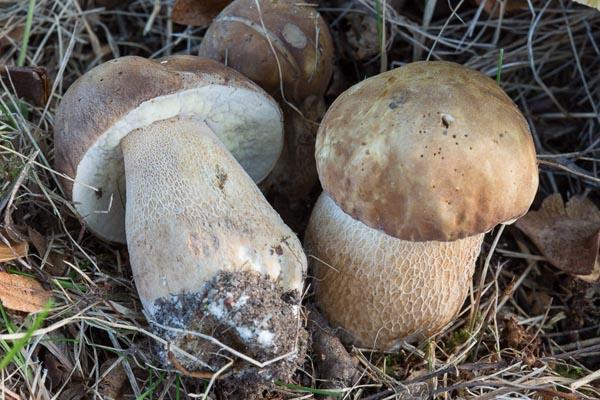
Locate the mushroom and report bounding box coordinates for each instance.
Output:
[199,0,333,104]
[304,61,539,350]
[199,0,334,231]
[54,55,307,378]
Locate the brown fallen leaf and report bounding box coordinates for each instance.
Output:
[0,240,28,262]
[98,358,128,399]
[0,25,24,53]
[41,331,77,386]
[57,384,88,400]
[345,12,380,61]
[0,271,52,313]
[503,316,540,360]
[515,193,600,282]
[44,351,70,388]
[27,227,67,276]
[172,0,231,26]
[0,66,50,106]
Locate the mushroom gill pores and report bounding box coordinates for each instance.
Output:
[54,56,307,375]
[304,61,539,350]
[199,0,334,230]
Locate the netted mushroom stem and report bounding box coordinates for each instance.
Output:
[304,193,484,350]
[120,116,307,372]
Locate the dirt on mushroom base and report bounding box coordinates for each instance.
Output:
[151,270,308,398]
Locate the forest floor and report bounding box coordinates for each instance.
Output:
[0,0,599,399]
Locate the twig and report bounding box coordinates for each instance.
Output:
[153,321,298,369]
[469,224,505,331]
[538,159,600,184]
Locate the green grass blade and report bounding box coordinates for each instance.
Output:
[137,371,164,400]
[0,299,52,370]
[496,47,505,84]
[17,0,36,67]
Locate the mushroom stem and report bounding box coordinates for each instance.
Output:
[120,116,306,368]
[304,193,484,350]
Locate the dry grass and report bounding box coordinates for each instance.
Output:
[0,0,599,398]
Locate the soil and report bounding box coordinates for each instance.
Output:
[152,270,308,398]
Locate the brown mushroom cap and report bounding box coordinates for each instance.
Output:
[316,61,539,242]
[55,55,283,243]
[198,0,334,103]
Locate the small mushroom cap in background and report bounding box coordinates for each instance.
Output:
[316,61,539,242]
[55,55,283,243]
[199,0,334,104]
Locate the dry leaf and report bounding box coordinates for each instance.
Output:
[44,351,71,388]
[573,0,600,11]
[0,66,50,106]
[0,271,52,312]
[515,193,600,282]
[27,227,68,275]
[0,25,24,53]
[172,0,231,26]
[57,384,88,400]
[98,358,128,399]
[0,240,28,262]
[41,332,76,386]
[534,388,582,400]
[27,227,47,255]
[345,12,380,61]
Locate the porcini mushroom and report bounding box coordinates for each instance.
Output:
[54,55,307,379]
[304,61,539,350]
[199,0,334,230]
[199,0,333,104]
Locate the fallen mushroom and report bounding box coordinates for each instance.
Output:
[304,61,539,349]
[199,0,334,231]
[54,55,307,383]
